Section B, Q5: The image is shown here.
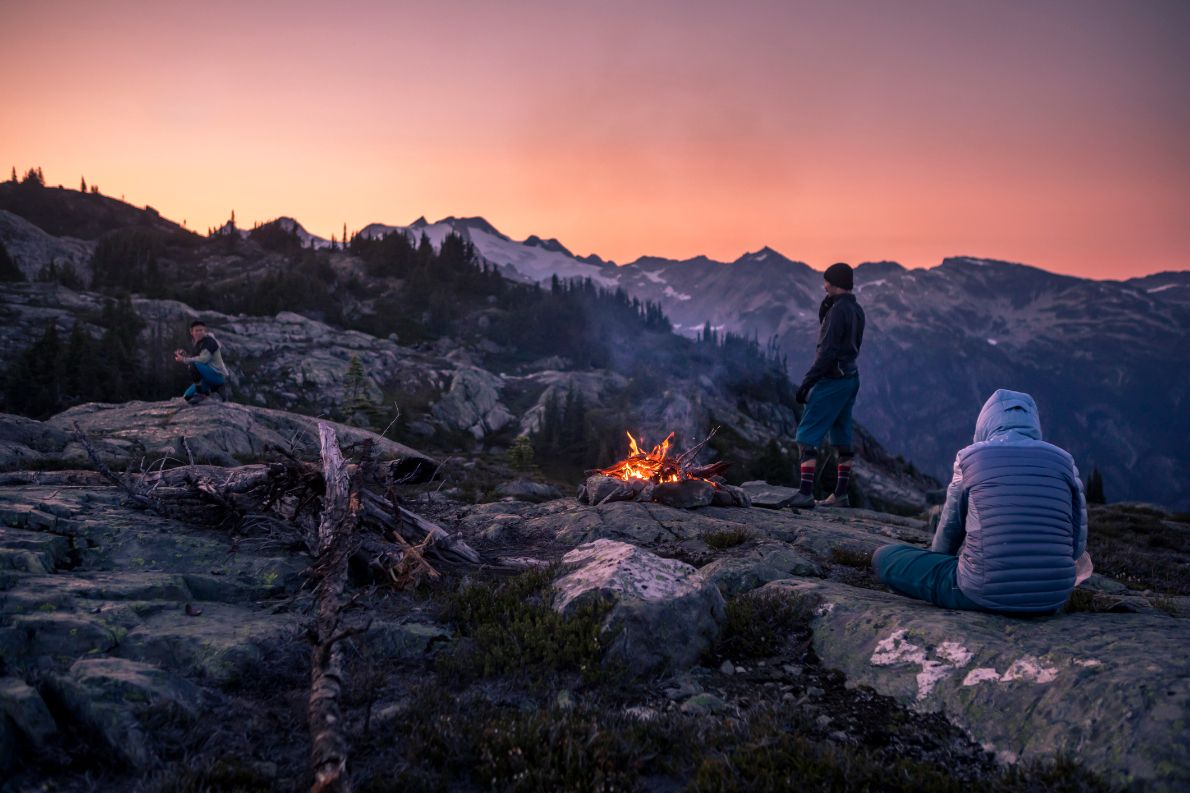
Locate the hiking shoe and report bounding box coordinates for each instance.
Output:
[184,393,207,406]
[786,491,816,509]
[816,493,850,508]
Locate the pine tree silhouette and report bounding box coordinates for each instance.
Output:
[1086,467,1106,504]
[0,241,23,282]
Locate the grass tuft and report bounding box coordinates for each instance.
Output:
[702,528,753,550]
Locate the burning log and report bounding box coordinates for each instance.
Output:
[578,431,751,509]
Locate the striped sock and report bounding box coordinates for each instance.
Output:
[799,461,816,495]
[834,459,853,497]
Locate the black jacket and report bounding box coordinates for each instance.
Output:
[801,293,864,390]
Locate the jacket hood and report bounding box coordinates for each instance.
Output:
[974,389,1042,443]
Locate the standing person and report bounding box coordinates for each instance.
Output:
[788,262,865,508]
[174,320,228,404]
[872,389,1088,614]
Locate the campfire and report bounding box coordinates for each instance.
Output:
[578,431,750,509]
[596,431,731,485]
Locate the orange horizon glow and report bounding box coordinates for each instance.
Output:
[2,0,1187,280]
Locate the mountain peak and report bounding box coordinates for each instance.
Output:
[524,234,574,257]
[435,215,509,241]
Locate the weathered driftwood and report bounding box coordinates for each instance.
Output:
[309,423,358,793]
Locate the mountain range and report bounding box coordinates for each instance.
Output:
[291,213,1189,510]
[2,181,1187,508]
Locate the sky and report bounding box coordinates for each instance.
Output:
[2,0,1188,279]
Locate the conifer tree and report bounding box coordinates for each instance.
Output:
[9,166,15,182]
[1086,466,1106,504]
[80,176,87,192]
[342,355,375,426]
[2,322,64,417]
[508,435,535,471]
[0,241,22,282]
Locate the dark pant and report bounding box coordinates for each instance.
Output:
[184,363,225,400]
[871,544,989,611]
[795,375,859,449]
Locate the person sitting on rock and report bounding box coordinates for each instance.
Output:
[872,389,1087,614]
[788,262,865,508]
[174,320,228,404]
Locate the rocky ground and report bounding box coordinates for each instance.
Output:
[1,406,1187,792]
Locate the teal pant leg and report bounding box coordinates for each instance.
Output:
[872,544,988,611]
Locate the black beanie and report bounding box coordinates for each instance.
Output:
[824,262,853,290]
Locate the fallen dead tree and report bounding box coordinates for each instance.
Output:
[66,425,483,580]
[309,423,358,793]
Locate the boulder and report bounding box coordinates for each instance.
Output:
[0,677,58,744]
[513,370,630,437]
[652,480,715,509]
[759,578,1190,789]
[739,480,803,509]
[0,211,93,282]
[577,476,749,510]
[113,603,299,686]
[577,475,645,506]
[699,541,823,596]
[430,367,514,440]
[44,401,437,479]
[553,540,725,676]
[709,483,751,508]
[49,657,202,768]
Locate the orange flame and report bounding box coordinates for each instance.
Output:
[598,431,682,483]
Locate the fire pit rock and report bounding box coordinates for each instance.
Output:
[577,475,750,510]
[739,480,804,510]
[553,539,725,676]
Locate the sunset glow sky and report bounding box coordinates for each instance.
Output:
[3,0,1188,278]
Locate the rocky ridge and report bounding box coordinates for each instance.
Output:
[0,407,1186,790]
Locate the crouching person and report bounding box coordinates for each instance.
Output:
[873,389,1087,614]
[174,320,229,404]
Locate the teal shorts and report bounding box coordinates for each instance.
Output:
[795,375,859,449]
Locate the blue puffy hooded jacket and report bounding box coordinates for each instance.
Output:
[931,389,1088,613]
